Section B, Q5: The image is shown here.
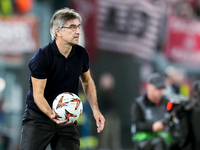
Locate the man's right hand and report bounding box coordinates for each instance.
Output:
[50,113,74,125]
[152,121,163,132]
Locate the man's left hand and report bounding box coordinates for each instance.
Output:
[93,111,105,133]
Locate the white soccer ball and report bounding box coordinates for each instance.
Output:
[52,92,83,121]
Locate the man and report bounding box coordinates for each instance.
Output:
[19,7,105,150]
[130,73,171,150]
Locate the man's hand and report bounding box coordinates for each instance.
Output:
[50,113,74,125]
[80,70,105,132]
[152,121,163,132]
[93,110,105,133]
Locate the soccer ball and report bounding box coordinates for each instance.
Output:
[52,92,83,121]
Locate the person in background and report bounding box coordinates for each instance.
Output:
[130,72,171,150]
[189,80,200,150]
[19,7,105,150]
[98,72,121,150]
[0,99,10,150]
[164,66,190,100]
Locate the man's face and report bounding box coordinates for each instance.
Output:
[146,84,164,104]
[57,19,81,45]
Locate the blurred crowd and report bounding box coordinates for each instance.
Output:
[167,0,200,19]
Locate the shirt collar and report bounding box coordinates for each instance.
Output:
[51,40,76,56]
[51,40,62,56]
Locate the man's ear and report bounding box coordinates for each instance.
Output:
[55,28,62,37]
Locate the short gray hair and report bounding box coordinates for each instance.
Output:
[50,7,82,40]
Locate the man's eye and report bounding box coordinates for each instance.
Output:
[70,26,76,29]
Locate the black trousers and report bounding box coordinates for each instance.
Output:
[19,108,80,150]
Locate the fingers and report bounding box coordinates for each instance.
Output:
[97,125,103,133]
[59,121,75,126]
[57,120,67,124]
[96,117,105,133]
[52,117,74,125]
[94,111,105,133]
[52,111,74,125]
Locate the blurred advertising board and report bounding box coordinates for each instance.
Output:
[71,0,98,61]
[72,0,164,61]
[164,15,200,67]
[0,15,39,55]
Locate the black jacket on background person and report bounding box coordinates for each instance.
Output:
[131,93,193,150]
[130,94,168,134]
[130,94,169,150]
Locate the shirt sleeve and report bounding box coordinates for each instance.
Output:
[28,49,49,79]
[130,100,153,132]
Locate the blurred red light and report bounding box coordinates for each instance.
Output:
[167,102,173,111]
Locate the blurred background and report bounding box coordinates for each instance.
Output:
[0,0,200,150]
